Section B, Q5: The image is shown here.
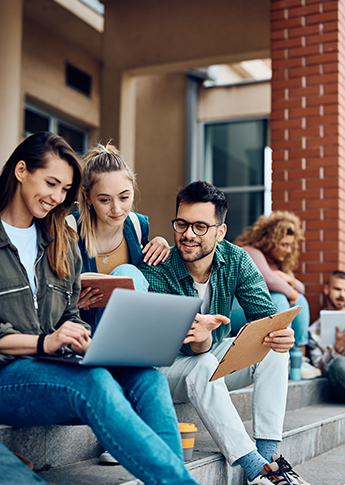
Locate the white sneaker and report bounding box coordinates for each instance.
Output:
[247,462,291,484]
[99,450,118,464]
[301,357,321,380]
[272,455,311,485]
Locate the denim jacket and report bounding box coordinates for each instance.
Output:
[73,211,150,328]
[0,219,88,367]
[73,211,150,273]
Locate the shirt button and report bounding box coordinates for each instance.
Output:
[194,290,197,293]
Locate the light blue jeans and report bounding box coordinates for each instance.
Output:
[0,359,199,485]
[90,264,149,335]
[160,338,289,465]
[230,293,310,346]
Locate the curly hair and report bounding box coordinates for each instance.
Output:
[234,211,304,273]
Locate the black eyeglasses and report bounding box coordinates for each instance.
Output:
[171,218,222,236]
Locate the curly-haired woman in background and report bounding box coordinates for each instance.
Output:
[232,211,321,379]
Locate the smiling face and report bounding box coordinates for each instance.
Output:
[15,154,74,225]
[84,170,134,230]
[174,201,226,264]
[267,234,295,263]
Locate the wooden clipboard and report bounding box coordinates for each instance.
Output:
[209,306,302,382]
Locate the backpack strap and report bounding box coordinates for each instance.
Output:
[65,214,77,232]
[128,211,142,246]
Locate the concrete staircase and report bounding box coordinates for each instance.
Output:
[1,377,345,485]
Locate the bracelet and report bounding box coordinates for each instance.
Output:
[37,333,47,355]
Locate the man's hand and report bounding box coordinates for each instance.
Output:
[183,313,230,354]
[334,326,345,355]
[78,286,103,310]
[142,237,170,266]
[44,321,91,355]
[262,326,295,353]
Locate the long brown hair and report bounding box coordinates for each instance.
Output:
[0,132,81,278]
[79,143,137,258]
[234,211,304,273]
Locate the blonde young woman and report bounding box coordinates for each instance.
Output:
[232,211,321,379]
[0,132,199,485]
[73,144,170,334]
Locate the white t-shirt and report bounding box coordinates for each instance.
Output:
[2,220,38,294]
[194,279,212,315]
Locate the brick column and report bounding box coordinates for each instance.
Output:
[270,0,345,320]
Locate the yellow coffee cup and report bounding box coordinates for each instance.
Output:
[178,423,197,461]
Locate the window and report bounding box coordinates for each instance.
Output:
[203,118,271,242]
[66,63,92,97]
[24,104,87,154]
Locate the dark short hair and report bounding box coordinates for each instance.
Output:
[176,181,228,223]
[328,271,345,285]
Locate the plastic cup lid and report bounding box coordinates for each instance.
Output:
[178,422,197,433]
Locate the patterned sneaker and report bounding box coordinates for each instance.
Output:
[247,462,292,484]
[272,454,311,485]
[300,357,321,380]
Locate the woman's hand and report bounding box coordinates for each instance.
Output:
[274,270,296,287]
[263,326,295,353]
[44,321,91,355]
[78,286,103,310]
[288,288,299,306]
[142,237,170,266]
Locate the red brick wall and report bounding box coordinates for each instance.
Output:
[270,0,345,321]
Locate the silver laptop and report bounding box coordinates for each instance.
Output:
[320,310,345,346]
[41,289,202,367]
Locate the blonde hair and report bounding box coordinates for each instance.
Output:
[78,143,137,258]
[234,211,304,273]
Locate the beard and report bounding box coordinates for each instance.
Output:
[328,295,345,310]
[175,235,218,263]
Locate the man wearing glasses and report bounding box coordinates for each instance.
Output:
[139,181,310,485]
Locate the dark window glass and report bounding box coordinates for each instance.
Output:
[24,109,49,133]
[58,123,84,153]
[204,119,267,242]
[66,63,91,97]
[225,191,264,243]
[205,120,266,188]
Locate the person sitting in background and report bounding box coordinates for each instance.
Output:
[309,271,345,402]
[233,211,321,380]
[73,143,170,334]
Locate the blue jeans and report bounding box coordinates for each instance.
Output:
[328,355,345,402]
[230,292,310,346]
[0,359,199,485]
[90,264,149,335]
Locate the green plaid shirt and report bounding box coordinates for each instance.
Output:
[139,240,277,355]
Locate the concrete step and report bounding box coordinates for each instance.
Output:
[293,443,345,485]
[36,399,345,485]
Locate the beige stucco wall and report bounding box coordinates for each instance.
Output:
[134,73,188,244]
[198,81,271,121]
[22,16,102,144]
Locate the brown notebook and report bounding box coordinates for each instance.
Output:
[80,273,135,308]
[210,306,302,382]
